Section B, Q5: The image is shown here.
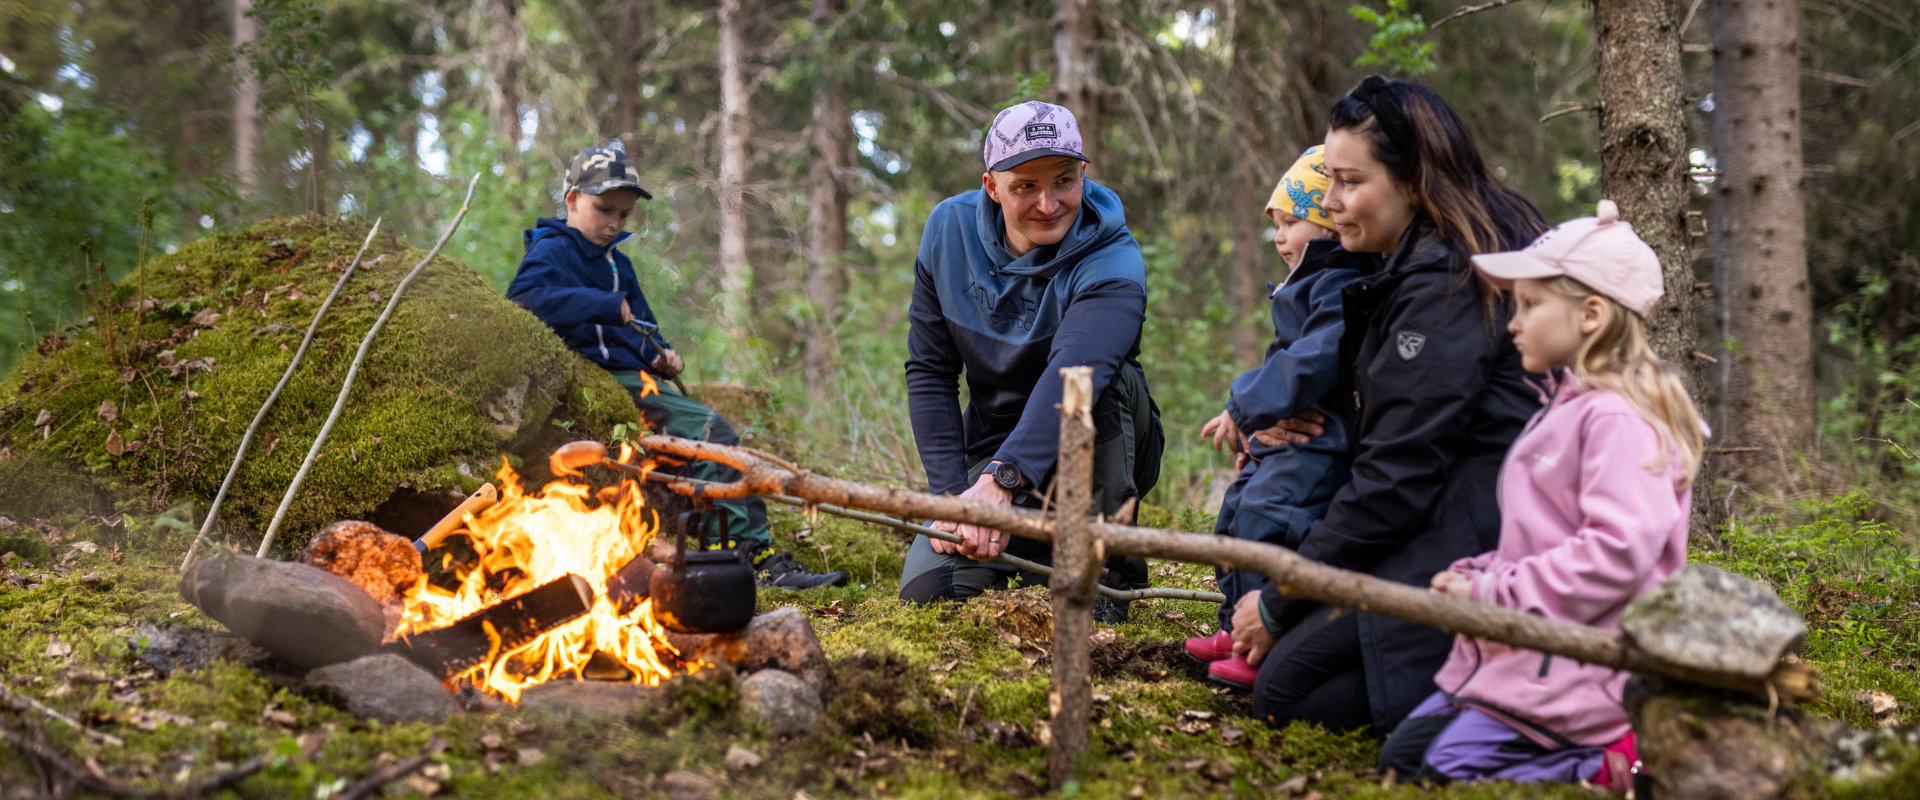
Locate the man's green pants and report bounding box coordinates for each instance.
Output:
[897,363,1162,603]
[611,373,770,552]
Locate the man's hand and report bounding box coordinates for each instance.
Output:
[1229,592,1277,667]
[929,473,1013,561]
[1199,410,1247,454]
[1249,410,1327,447]
[651,348,684,378]
[1430,570,1474,599]
[620,299,635,325]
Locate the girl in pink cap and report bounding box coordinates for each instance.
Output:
[1377,200,1705,791]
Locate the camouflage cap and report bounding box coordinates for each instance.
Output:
[564,147,653,200]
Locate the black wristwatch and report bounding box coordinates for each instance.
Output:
[989,460,1025,490]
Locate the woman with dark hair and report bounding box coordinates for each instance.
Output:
[1224,76,1545,736]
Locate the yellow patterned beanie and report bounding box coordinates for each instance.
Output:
[1264,145,1335,232]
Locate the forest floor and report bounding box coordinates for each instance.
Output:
[6,483,1920,799]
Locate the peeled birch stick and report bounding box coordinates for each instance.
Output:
[413,482,498,551]
[257,173,482,557]
[182,219,383,570]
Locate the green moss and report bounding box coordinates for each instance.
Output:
[0,216,637,555]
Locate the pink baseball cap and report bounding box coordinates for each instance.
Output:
[983,101,1088,172]
[1471,199,1664,317]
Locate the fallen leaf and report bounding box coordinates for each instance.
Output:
[1181,709,1215,720]
[209,720,231,731]
[69,542,99,554]
[81,572,102,583]
[189,308,221,328]
[998,631,1023,648]
[479,733,504,750]
[96,400,119,422]
[111,690,142,704]
[1203,760,1236,782]
[402,775,441,796]
[33,409,53,427]
[44,637,71,658]
[1089,628,1117,647]
[1179,758,1209,771]
[1220,724,1245,745]
[516,747,545,766]
[1276,775,1310,796]
[930,658,960,673]
[105,430,125,456]
[725,745,763,771]
[368,290,381,303]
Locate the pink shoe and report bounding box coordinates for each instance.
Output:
[1208,655,1257,691]
[1184,630,1234,663]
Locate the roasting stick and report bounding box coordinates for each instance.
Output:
[257,173,482,557]
[547,441,1225,604]
[412,482,499,552]
[182,219,384,570]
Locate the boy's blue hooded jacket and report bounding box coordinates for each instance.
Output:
[507,218,671,376]
[905,179,1151,495]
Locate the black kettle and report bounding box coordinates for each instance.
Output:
[649,493,756,634]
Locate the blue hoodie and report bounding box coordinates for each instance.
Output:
[905,179,1150,495]
[507,218,671,376]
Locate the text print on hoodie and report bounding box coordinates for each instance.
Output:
[905,179,1150,495]
[1431,370,1693,747]
[507,217,672,377]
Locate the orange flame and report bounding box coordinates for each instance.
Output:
[398,444,685,702]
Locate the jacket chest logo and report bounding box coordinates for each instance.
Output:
[967,283,1038,332]
[1396,331,1427,361]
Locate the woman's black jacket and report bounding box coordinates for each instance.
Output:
[1259,220,1541,732]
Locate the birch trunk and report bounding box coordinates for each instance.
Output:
[1052,0,1100,171]
[716,0,752,341]
[804,0,851,398]
[1710,0,1813,491]
[233,0,260,196]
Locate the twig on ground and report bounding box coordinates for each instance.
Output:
[0,722,269,798]
[1540,102,1599,123]
[0,684,125,747]
[1430,0,1526,29]
[258,174,481,557]
[337,734,448,800]
[1157,611,1208,639]
[183,219,383,570]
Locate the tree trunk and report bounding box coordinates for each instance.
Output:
[309,118,329,215]
[715,0,752,342]
[486,0,524,162]
[803,0,851,398]
[609,0,649,154]
[233,0,260,196]
[1709,0,1813,491]
[1228,0,1270,365]
[1052,0,1100,171]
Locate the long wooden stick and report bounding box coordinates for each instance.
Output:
[183,219,383,570]
[0,685,124,747]
[337,734,447,800]
[1047,367,1096,790]
[258,174,481,557]
[634,434,1818,701]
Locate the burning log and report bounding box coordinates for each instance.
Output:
[388,573,595,680]
[605,553,655,615]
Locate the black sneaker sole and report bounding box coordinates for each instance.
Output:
[1208,674,1254,692]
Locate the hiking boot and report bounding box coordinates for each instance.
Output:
[1185,630,1235,664]
[1208,655,1257,691]
[755,550,849,591]
[1091,555,1152,623]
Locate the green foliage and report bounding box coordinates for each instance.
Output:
[1350,0,1437,76]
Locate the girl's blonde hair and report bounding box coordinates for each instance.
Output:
[1541,276,1705,488]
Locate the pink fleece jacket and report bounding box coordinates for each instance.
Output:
[1429,373,1692,747]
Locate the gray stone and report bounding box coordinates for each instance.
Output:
[661,771,717,800]
[516,680,666,717]
[180,555,386,670]
[1620,564,1808,679]
[305,653,457,723]
[738,668,821,738]
[671,607,832,697]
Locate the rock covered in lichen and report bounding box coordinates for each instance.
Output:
[1621,564,1808,679]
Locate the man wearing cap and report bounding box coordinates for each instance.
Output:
[508,147,848,591]
[898,102,1162,614]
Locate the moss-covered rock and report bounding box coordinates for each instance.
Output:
[0,216,636,554]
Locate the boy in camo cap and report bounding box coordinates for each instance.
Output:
[507,147,847,590]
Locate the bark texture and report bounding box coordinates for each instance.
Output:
[608,0,648,154]
[716,0,752,340]
[1052,0,1100,171]
[485,0,524,162]
[1047,367,1096,790]
[1710,0,1813,490]
[1228,0,1272,364]
[804,0,851,398]
[233,0,259,195]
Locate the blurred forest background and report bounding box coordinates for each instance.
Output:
[0,0,1915,513]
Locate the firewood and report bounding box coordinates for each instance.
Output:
[387,573,594,679]
[606,554,655,616]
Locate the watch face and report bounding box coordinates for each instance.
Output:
[994,463,1021,488]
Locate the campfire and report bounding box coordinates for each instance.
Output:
[395,445,687,703]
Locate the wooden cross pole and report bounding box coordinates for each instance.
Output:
[1048,366,1098,790]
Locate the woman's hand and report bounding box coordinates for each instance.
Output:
[1200,410,1247,454]
[1430,570,1474,599]
[1229,592,1277,667]
[1250,410,1327,447]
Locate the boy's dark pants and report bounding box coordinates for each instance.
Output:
[898,364,1161,603]
[622,380,771,551]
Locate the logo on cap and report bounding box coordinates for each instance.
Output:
[1024,123,1058,141]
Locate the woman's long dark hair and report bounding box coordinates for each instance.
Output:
[1328,77,1544,263]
